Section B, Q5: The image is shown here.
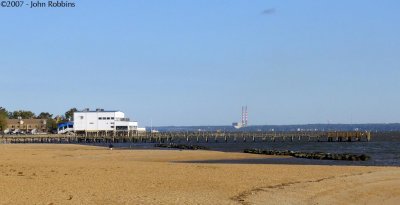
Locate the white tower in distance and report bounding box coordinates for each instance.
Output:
[241,106,248,127]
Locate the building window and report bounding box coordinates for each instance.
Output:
[111,126,114,128]
[98,117,102,120]
[102,117,106,120]
[80,116,84,120]
[111,117,114,120]
[107,117,110,120]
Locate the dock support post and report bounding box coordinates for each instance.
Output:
[113,131,115,143]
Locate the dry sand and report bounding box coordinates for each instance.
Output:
[0,144,399,205]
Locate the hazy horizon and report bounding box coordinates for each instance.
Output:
[1,0,399,126]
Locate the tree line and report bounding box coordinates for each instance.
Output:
[0,107,77,132]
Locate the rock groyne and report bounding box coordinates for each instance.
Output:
[155,143,209,150]
[244,149,370,161]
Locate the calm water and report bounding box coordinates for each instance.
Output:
[95,135,400,166]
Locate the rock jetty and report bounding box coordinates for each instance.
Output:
[155,143,208,150]
[244,149,370,161]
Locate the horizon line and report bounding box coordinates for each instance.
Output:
[146,122,400,127]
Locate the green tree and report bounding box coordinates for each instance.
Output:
[37,112,53,119]
[54,115,66,124]
[9,110,36,119]
[46,118,58,131]
[65,108,77,121]
[0,107,8,132]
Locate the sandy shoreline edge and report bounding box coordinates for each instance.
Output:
[1,144,399,204]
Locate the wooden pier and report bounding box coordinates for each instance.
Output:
[1,131,371,144]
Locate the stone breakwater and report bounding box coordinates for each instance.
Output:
[155,143,209,150]
[244,149,371,161]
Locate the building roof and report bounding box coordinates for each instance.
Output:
[75,110,120,113]
[58,122,73,128]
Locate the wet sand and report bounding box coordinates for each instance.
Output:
[0,144,399,204]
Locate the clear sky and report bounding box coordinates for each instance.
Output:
[1,0,399,126]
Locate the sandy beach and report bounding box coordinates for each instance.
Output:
[0,144,399,205]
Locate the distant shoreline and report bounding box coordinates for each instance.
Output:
[150,124,400,132]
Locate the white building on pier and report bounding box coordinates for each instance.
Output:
[73,109,142,133]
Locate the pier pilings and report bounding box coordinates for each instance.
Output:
[0,131,371,144]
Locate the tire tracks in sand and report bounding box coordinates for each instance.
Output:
[231,170,400,205]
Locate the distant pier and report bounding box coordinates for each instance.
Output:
[1,131,371,144]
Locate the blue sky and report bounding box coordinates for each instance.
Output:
[1,0,399,126]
